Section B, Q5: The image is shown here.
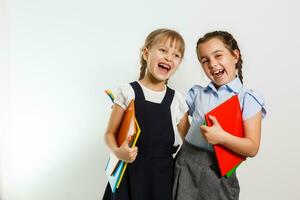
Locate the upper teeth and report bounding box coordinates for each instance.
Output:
[214,70,222,75]
[159,63,170,69]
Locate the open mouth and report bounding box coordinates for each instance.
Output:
[158,62,171,72]
[212,69,225,78]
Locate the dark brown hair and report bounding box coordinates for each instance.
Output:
[139,28,185,81]
[196,31,243,83]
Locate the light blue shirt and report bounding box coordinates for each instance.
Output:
[185,77,267,151]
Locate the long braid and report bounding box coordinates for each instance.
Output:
[139,56,147,80]
[236,53,243,84]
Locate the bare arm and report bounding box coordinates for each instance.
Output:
[177,112,190,140]
[104,104,126,152]
[104,104,138,162]
[220,112,262,157]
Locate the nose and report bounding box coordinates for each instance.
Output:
[209,59,218,69]
[164,52,172,62]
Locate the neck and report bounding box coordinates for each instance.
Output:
[213,83,221,90]
[139,76,166,91]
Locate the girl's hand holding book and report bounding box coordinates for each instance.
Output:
[200,115,227,145]
[115,136,138,163]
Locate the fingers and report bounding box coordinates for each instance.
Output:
[128,152,138,163]
[208,115,219,126]
[200,125,208,132]
[127,147,138,163]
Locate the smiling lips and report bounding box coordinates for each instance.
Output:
[212,69,225,78]
[158,62,171,72]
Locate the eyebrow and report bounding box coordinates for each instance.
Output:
[212,50,224,54]
[200,50,223,60]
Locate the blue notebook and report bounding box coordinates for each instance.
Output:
[105,157,125,193]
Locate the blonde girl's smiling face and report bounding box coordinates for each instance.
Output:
[198,38,239,88]
[143,39,183,82]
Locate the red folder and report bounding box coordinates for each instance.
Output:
[204,95,245,177]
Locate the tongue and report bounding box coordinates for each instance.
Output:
[158,65,169,73]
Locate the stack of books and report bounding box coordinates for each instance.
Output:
[104,90,141,192]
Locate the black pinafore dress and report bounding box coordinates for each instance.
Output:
[103,81,177,200]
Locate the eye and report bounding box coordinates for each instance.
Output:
[159,48,166,53]
[174,53,181,58]
[201,59,208,64]
[215,54,222,59]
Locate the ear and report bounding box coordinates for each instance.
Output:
[233,49,240,64]
[142,47,149,61]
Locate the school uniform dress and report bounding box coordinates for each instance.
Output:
[103,81,188,200]
[173,77,267,200]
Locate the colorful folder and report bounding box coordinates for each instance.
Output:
[116,118,140,189]
[104,91,141,192]
[204,95,245,177]
[105,155,124,193]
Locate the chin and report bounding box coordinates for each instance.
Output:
[155,74,170,82]
[156,78,168,83]
[213,80,227,87]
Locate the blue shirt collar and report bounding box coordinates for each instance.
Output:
[204,77,243,94]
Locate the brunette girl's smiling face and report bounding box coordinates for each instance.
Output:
[198,38,239,88]
[142,39,183,83]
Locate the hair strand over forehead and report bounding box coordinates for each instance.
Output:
[139,28,185,81]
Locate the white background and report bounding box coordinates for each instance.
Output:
[1,0,300,199]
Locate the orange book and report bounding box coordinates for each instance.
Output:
[116,100,138,146]
[205,95,245,177]
[105,99,141,192]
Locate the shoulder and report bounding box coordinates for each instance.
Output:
[114,82,135,109]
[243,88,266,107]
[188,85,203,95]
[120,82,135,94]
[173,89,188,110]
[186,84,205,102]
[170,89,189,124]
[186,85,203,101]
[182,85,204,115]
[241,88,267,119]
[173,89,185,102]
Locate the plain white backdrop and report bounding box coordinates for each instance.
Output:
[2,0,300,199]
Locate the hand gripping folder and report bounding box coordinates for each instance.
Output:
[204,95,245,177]
[105,99,141,192]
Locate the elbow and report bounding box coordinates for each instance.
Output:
[246,146,260,158]
[247,151,258,158]
[104,132,111,146]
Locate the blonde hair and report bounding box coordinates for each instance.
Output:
[139,29,185,81]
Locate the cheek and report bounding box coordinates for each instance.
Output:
[202,65,210,74]
[174,59,182,67]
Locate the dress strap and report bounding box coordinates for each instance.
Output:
[129,81,145,101]
[161,87,175,106]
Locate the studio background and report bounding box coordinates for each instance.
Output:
[2,0,300,199]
